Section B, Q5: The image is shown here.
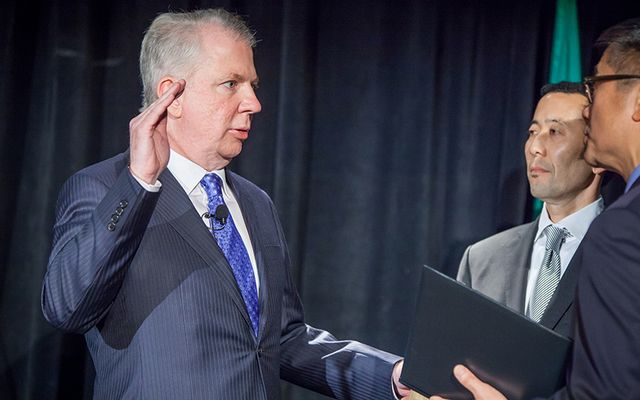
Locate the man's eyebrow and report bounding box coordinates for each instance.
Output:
[224,73,259,86]
[223,73,244,80]
[530,118,573,126]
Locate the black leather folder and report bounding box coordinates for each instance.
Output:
[400,265,572,400]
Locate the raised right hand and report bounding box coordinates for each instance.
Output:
[129,80,185,184]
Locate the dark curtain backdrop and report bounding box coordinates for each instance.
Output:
[1,1,637,399]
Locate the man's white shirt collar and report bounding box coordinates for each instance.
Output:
[535,197,604,242]
[167,149,227,195]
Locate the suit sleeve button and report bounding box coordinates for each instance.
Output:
[107,222,116,231]
[119,200,128,208]
[110,214,120,223]
[115,207,124,216]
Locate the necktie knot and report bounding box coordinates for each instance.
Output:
[544,225,568,253]
[200,173,223,200]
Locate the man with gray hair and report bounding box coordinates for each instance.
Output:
[41,9,410,400]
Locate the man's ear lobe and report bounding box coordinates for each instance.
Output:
[592,167,606,175]
[632,85,640,122]
[157,77,182,118]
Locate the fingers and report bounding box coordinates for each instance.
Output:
[392,361,413,398]
[131,80,185,135]
[453,365,506,400]
[453,365,475,387]
[128,79,185,184]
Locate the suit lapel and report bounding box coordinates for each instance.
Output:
[154,169,253,330]
[226,171,270,341]
[504,221,538,313]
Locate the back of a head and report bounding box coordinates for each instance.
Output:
[595,18,640,75]
[139,8,256,110]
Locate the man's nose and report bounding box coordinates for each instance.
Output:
[241,87,262,114]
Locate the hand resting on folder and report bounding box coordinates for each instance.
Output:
[430,365,506,400]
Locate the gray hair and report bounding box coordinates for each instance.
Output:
[139,8,256,109]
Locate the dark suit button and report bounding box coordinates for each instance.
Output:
[119,200,128,208]
[110,214,120,223]
[107,222,116,231]
[115,207,124,216]
[257,347,263,357]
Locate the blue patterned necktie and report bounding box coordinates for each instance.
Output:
[200,173,259,337]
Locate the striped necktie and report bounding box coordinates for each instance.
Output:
[529,225,568,322]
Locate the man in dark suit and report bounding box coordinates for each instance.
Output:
[457,82,603,338]
[41,9,410,400]
[433,17,640,400]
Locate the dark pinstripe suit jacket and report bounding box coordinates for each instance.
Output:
[42,152,400,399]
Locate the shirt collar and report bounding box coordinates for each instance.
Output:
[535,197,604,242]
[625,164,640,193]
[167,149,227,195]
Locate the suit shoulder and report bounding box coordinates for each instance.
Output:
[65,152,128,188]
[227,170,272,203]
[55,152,129,209]
[467,221,536,253]
[586,193,640,245]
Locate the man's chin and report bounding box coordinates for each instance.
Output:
[220,143,244,162]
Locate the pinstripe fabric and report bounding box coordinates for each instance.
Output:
[201,173,260,336]
[42,151,400,399]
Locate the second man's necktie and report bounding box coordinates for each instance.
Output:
[529,225,568,322]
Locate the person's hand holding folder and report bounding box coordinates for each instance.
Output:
[430,365,507,400]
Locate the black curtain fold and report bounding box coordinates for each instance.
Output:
[1,1,637,399]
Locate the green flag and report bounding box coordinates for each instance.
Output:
[533,0,582,217]
[549,0,582,83]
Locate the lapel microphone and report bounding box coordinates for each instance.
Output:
[202,204,230,230]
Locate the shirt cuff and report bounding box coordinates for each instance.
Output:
[130,170,162,192]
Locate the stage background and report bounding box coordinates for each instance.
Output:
[0,0,636,399]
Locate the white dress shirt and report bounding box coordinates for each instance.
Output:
[524,198,603,315]
[131,150,259,291]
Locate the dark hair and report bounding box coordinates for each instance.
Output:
[540,81,586,97]
[595,18,640,75]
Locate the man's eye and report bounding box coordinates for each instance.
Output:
[223,81,237,89]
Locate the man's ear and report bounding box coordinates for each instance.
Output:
[157,77,182,118]
[632,84,640,122]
